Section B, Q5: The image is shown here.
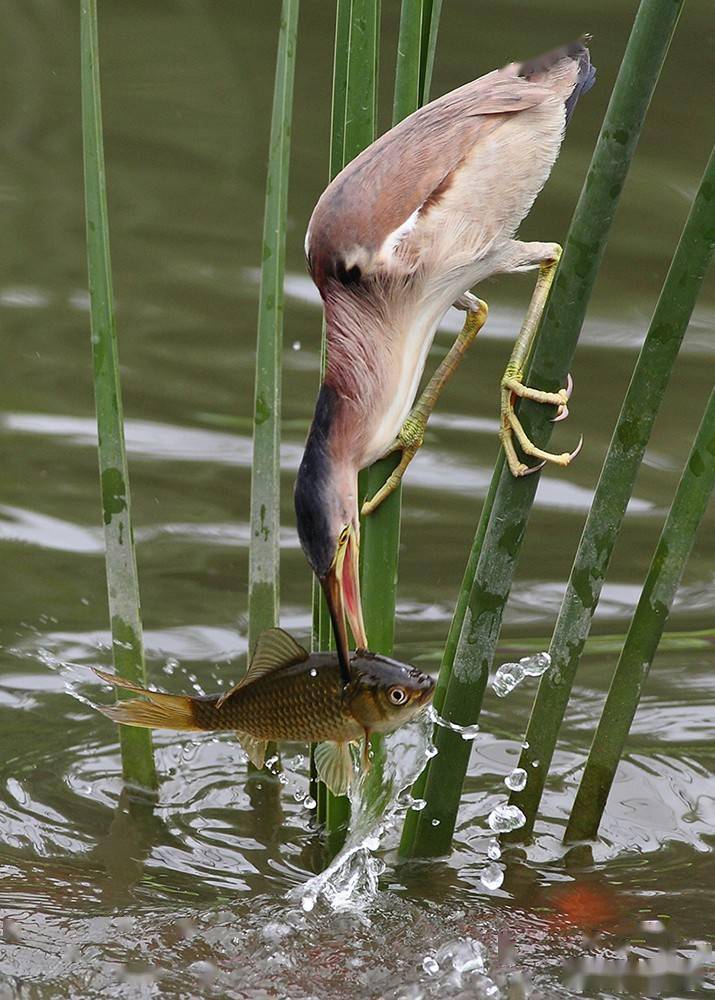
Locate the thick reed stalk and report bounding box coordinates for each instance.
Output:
[360,0,443,808]
[80,0,156,790]
[317,0,381,841]
[509,145,715,839]
[400,0,684,858]
[362,0,442,636]
[392,0,442,120]
[565,389,715,841]
[248,0,300,654]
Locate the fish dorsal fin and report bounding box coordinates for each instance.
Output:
[216,628,309,708]
[314,741,355,797]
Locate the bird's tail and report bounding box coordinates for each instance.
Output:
[519,37,596,123]
[94,669,210,731]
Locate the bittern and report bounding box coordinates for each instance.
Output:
[294,39,596,679]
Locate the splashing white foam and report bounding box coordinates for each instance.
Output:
[288,712,433,918]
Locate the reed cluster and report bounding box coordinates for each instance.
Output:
[82,0,712,863]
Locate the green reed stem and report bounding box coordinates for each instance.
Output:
[400,0,684,858]
[508,145,715,840]
[317,0,381,840]
[80,0,156,791]
[248,0,299,655]
[565,389,715,842]
[360,0,442,812]
[392,0,442,119]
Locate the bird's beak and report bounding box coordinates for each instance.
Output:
[321,525,368,685]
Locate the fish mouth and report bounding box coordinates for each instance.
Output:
[417,676,436,706]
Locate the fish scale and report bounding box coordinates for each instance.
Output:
[192,659,363,743]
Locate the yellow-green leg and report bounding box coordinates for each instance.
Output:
[361,297,488,516]
[500,246,581,476]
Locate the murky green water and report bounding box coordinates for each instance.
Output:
[1,2,713,996]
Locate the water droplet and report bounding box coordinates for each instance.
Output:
[182,741,200,762]
[410,798,427,812]
[303,795,316,810]
[301,893,316,912]
[487,838,501,860]
[429,707,478,739]
[447,938,486,974]
[262,921,292,944]
[532,759,540,768]
[425,744,438,759]
[292,340,301,351]
[431,818,440,827]
[309,668,318,677]
[364,835,380,851]
[504,767,527,792]
[492,661,525,697]
[519,651,551,676]
[522,739,530,749]
[278,773,289,785]
[290,754,305,769]
[293,788,306,802]
[487,803,526,834]
[480,862,504,890]
[163,657,178,676]
[422,956,439,975]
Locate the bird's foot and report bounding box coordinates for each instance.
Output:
[360,414,425,516]
[500,371,582,477]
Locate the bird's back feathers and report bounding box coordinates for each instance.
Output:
[305,38,595,294]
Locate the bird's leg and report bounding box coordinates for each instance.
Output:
[500,245,582,477]
[362,297,488,516]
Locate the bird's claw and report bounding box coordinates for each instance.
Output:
[500,372,582,478]
[551,372,573,423]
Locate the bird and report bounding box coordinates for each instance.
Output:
[294,39,596,679]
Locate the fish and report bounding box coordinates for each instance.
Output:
[95,627,435,796]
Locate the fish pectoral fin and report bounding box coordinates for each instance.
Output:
[235,732,268,770]
[314,741,355,797]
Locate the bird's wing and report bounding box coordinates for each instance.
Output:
[306,70,556,286]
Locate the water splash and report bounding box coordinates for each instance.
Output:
[421,938,500,996]
[33,646,99,711]
[479,862,504,891]
[487,804,526,834]
[504,767,527,792]
[288,712,433,917]
[492,651,551,697]
[487,837,501,860]
[428,706,479,740]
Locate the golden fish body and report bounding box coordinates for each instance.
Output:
[95,628,434,795]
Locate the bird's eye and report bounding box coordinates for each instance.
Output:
[388,687,408,705]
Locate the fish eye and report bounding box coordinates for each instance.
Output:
[388,686,408,705]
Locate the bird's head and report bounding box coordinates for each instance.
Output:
[294,384,367,684]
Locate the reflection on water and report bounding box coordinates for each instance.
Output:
[0,0,713,995]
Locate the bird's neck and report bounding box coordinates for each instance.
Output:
[295,383,360,576]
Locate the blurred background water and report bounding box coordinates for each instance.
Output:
[0,1,713,996]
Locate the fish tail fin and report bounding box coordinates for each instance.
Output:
[94,669,204,731]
